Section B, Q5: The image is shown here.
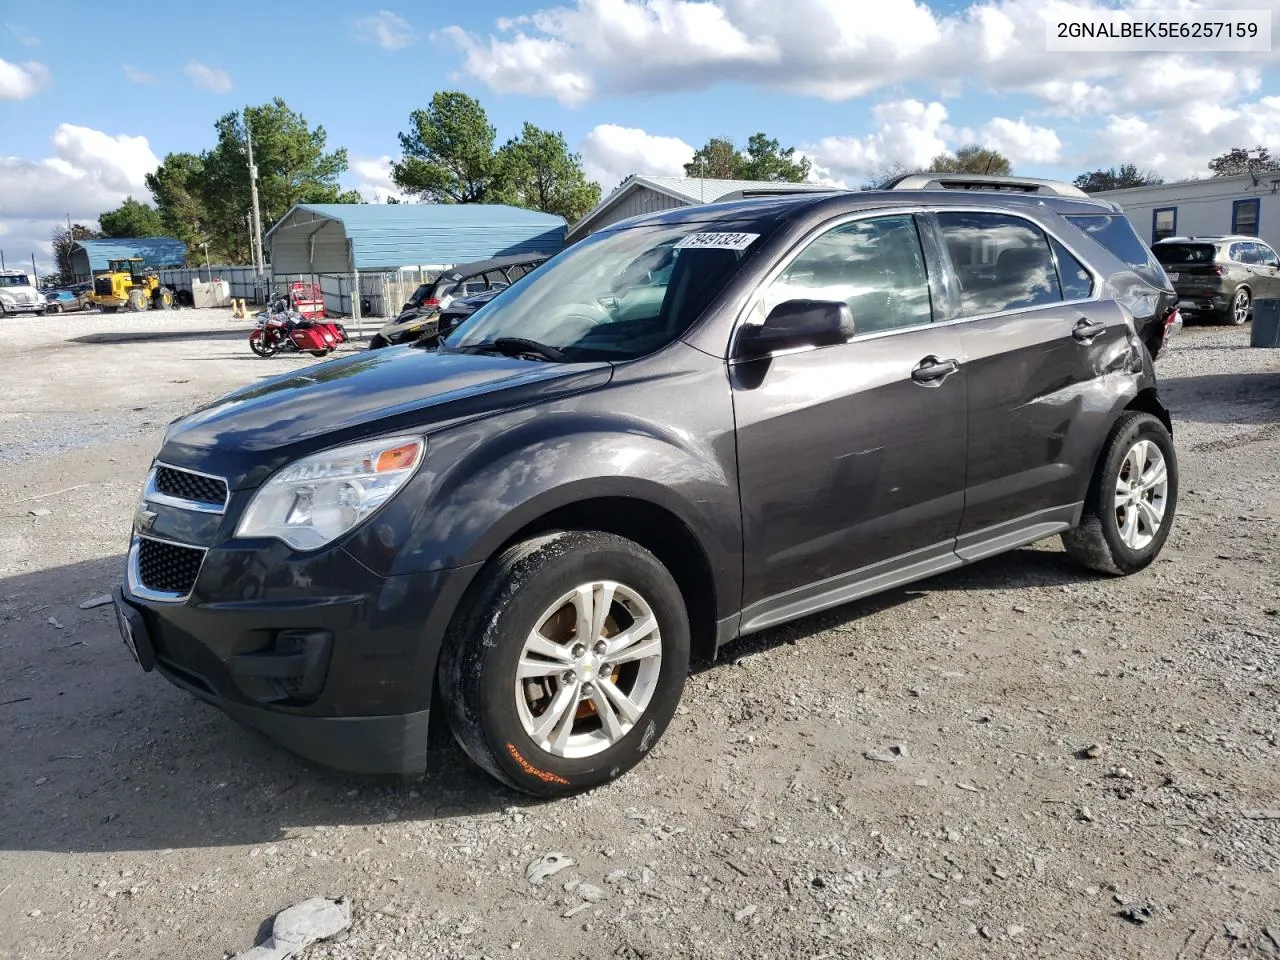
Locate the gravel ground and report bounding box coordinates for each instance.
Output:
[1,311,1278,960]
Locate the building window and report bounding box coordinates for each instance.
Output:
[1232,198,1260,236]
[1152,207,1177,242]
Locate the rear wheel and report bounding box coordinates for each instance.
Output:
[152,287,174,310]
[440,531,690,797]
[1062,412,1177,575]
[1223,287,1251,326]
[126,289,148,312]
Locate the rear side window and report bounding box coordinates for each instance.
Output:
[936,212,1061,316]
[1050,238,1094,300]
[1065,214,1166,287]
[1152,243,1216,266]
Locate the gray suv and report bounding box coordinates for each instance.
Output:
[114,175,1179,797]
[1152,235,1280,325]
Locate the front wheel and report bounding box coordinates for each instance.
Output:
[440,531,690,797]
[1062,412,1177,575]
[249,331,277,357]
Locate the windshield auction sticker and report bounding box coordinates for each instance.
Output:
[675,232,761,250]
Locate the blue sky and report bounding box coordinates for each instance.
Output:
[3,0,1279,268]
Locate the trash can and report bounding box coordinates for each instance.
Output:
[1252,298,1280,347]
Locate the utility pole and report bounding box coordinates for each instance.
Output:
[245,110,265,285]
[31,253,38,288]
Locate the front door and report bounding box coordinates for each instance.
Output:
[732,213,968,629]
[930,210,1131,544]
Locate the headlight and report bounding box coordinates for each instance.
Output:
[235,435,425,551]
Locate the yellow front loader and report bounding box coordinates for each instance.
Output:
[90,258,174,312]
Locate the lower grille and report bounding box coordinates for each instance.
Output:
[154,466,227,508]
[137,537,205,596]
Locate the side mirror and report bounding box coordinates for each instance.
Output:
[740,299,854,356]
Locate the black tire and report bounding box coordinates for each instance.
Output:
[249,332,277,357]
[368,334,388,350]
[1062,412,1178,576]
[176,289,194,308]
[153,287,174,310]
[1222,286,1251,326]
[47,303,62,315]
[126,289,148,312]
[439,531,690,797]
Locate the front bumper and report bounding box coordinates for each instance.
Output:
[116,550,480,777]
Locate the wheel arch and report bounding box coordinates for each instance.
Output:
[1124,387,1172,436]
[492,495,720,664]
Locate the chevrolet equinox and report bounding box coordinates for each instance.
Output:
[114,176,1179,797]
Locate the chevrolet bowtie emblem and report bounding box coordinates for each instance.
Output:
[134,506,158,532]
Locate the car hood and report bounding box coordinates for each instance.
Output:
[158,347,613,489]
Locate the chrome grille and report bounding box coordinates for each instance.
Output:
[136,537,205,596]
[154,466,227,508]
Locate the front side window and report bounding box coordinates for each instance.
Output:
[937,212,1061,316]
[765,214,933,334]
[444,221,771,362]
[1257,243,1280,267]
[1232,198,1260,236]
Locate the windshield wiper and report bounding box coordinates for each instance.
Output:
[458,337,569,362]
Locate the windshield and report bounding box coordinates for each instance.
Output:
[1152,243,1216,266]
[1065,214,1168,288]
[442,222,769,362]
[0,274,32,288]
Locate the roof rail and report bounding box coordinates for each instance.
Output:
[881,173,1091,199]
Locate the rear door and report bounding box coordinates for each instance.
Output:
[1254,241,1280,299]
[929,210,1128,552]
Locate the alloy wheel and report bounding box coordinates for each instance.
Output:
[1114,439,1168,550]
[514,580,663,759]
[1232,288,1251,325]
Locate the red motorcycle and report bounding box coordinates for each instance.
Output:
[249,305,349,358]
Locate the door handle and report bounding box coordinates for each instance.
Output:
[911,356,960,385]
[1072,318,1107,342]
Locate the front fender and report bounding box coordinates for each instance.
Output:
[378,349,742,619]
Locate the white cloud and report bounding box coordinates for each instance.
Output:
[7,23,39,47]
[122,63,156,84]
[802,100,953,185]
[355,10,416,49]
[0,57,49,100]
[579,124,694,190]
[348,155,412,202]
[1089,95,1280,180]
[969,117,1063,165]
[442,0,1280,112]
[185,60,232,94]
[0,124,160,270]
